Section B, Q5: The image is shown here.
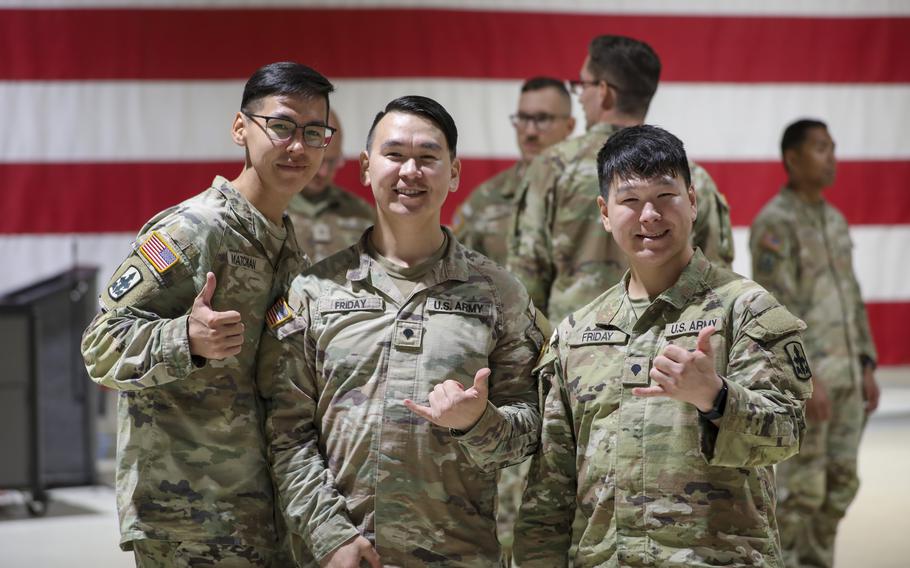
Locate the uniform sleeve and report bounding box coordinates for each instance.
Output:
[455,293,545,471]
[506,155,558,315]
[844,233,878,363]
[81,226,204,391]
[256,289,360,564]
[701,292,812,467]
[749,215,801,314]
[691,166,734,268]
[450,194,477,251]
[513,336,575,568]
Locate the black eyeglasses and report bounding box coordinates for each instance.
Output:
[509,113,571,130]
[242,111,336,148]
[567,79,621,95]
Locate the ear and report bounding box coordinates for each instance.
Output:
[599,81,615,112]
[566,115,577,134]
[597,195,612,232]
[448,157,462,193]
[359,150,371,187]
[782,148,797,175]
[231,112,246,147]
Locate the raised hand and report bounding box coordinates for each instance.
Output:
[633,326,724,413]
[404,368,491,431]
[188,272,244,360]
[321,535,381,568]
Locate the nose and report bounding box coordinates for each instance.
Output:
[399,157,420,178]
[640,201,661,223]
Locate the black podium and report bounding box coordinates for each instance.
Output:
[0,267,99,515]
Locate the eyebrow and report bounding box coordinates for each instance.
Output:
[380,139,444,152]
[614,176,678,193]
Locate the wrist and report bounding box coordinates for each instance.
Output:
[697,378,728,420]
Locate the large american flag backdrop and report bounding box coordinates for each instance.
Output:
[1,1,908,364]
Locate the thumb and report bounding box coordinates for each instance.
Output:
[363,545,382,568]
[197,272,217,307]
[470,368,491,399]
[696,326,716,355]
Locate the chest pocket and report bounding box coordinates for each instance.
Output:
[423,296,495,379]
[565,325,629,408]
[661,315,728,375]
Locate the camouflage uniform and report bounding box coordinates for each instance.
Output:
[257,228,544,567]
[508,123,734,323]
[691,164,735,269]
[750,187,876,568]
[81,176,306,563]
[452,162,524,266]
[286,183,375,262]
[514,250,811,567]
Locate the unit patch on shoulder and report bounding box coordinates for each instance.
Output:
[108,266,142,300]
[784,341,812,380]
[266,297,293,329]
[138,231,180,273]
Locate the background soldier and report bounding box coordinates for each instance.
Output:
[750,118,880,568]
[452,77,574,265]
[515,125,810,567]
[257,96,543,567]
[287,109,375,262]
[81,62,334,567]
[508,35,734,325]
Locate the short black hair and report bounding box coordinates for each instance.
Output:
[522,76,571,97]
[365,95,458,159]
[240,61,334,118]
[588,35,661,119]
[596,125,691,199]
[781,118,828,156]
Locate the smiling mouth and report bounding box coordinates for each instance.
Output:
[394,188,427,197]
[637,229,669,240]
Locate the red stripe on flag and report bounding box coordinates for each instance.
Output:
[1,9,908,82]
[2,160,907,234]
[866,302,910,366]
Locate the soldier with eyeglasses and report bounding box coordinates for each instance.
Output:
[81,61,333,567]
[451,77,575,266]
[508,36,736,328]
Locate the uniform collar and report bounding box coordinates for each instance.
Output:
[594,249,712,330]
[212,176,294,265]
[346,226,471,285]
[286,184,343,217]
[499,162,527,199]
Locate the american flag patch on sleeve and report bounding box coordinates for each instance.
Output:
[138,231,179,273]
[266,298,293,329]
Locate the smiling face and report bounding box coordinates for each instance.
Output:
[232,93,329,200]
[360,111,460,226]
[599,173,696,270]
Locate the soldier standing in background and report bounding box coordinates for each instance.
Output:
[287,109,375,263]
[508,35,734,325]
[257,96,543,567]
[452,77,575,265]
[81,62,334,567]
[515,125,810,567]
[750,118,880,568]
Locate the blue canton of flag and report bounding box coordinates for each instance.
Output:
[139,231,179,273]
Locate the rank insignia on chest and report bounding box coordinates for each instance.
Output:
[622,356,651,386]
[784,341,812,380]
[108,266,142,300]
[312,222,331,243]
[138,231,179,273]
[266,297,293,329]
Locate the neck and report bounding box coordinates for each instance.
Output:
[231,167,294,225]
[626,247,695,300]
[788,181,825,204]
[370,213,446,266]
[595,111,642,130]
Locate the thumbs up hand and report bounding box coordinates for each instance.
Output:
[188,272,245,360]
[404,368,491,431]
[633,326,724,413]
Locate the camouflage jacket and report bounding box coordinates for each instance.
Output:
[750,187,876,390]
[257,228,544,567]
[514,250,811,567]
[81,176,308,550]
[287,183,375,262]
[451,162,525,265]
[507,122,733,322]
[691,164,735,269]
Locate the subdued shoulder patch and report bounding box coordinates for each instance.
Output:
[266,297,293,329]
[108,265,142,300]
[784,341,812,380]
[138,231,180,273]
